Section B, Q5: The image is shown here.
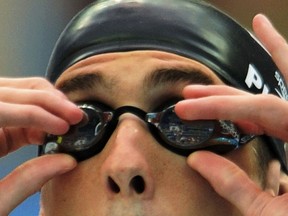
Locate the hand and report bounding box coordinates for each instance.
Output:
[175,84,288,141]
[0,154,76,216]
[175,14,288,141]
[0,77,83,215]
[176,14,288,216]
[187,151,288,216]
[0,77,83,155]
[253,14,288,82]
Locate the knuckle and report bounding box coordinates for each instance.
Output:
[255,94,274,104]
[38,90,56,100]
[23,105,41,123]
[36,90,66,109]
[28,77,53,89]
[220,166,244,190]
[246,193,271,216]
[16,160,38,178]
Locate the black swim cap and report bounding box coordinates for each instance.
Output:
[46,0,288,172]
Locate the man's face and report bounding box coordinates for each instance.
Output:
[41,51,259,216]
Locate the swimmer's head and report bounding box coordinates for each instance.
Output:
[46,0,288,172]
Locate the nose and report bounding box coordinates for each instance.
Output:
[100,114,155,199]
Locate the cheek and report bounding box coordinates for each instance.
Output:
[226,143,262,186]
[153,157,242,216]
[41,159,107,215]
[153,156,225,213]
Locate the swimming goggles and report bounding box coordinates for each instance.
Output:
[40,103,255,161]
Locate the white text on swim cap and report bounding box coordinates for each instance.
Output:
[245,64,288,100]
[245,64,269,94]
[275,71,288,100]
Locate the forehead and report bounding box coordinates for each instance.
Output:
[55,51,223,108]
[57,51,221,83]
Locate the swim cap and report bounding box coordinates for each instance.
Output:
[46,0,288,172]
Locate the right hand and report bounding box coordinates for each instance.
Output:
[0,77,83,215]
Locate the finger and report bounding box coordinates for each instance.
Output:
[0,87,83,125]
[0,154,77,216]
[279,173,288,194]
[187,151,271,216]
[175,94,288,140]
[179,85,260,134]
[0,77,66,99]
[0,128,45,156]
[264,160,281,196]
[253,14,288,81]
[0,102,70,135]
[182,84,250,99]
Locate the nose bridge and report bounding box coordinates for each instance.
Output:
[100,114,155,199]
[108,115,147,164]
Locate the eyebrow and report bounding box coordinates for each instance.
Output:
[57,67,215,94]
[143,68,215,90]
[57,73,108,93]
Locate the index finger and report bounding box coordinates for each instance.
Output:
[253,14,288,81]
[0,77,66,99]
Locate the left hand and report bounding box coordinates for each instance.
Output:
[175,14,288,141]
[253,14,288,81]
[187,151,288,216]
[176,14,288,216]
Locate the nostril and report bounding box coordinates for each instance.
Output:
[108,177,120,193]
[130,175,145,194]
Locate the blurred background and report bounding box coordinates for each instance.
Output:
[0,0,287,215]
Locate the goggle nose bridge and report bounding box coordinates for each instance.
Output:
[110,106,149,124]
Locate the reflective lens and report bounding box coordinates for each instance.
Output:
[155,107,215,148]
[44,104,112,154]
[146,105,245,152]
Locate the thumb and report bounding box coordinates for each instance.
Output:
[187,151,271,216]
[0,154,76,216]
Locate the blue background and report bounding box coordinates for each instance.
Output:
[0,1,287,215]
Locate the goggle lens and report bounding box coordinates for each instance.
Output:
[149,107,215,148]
